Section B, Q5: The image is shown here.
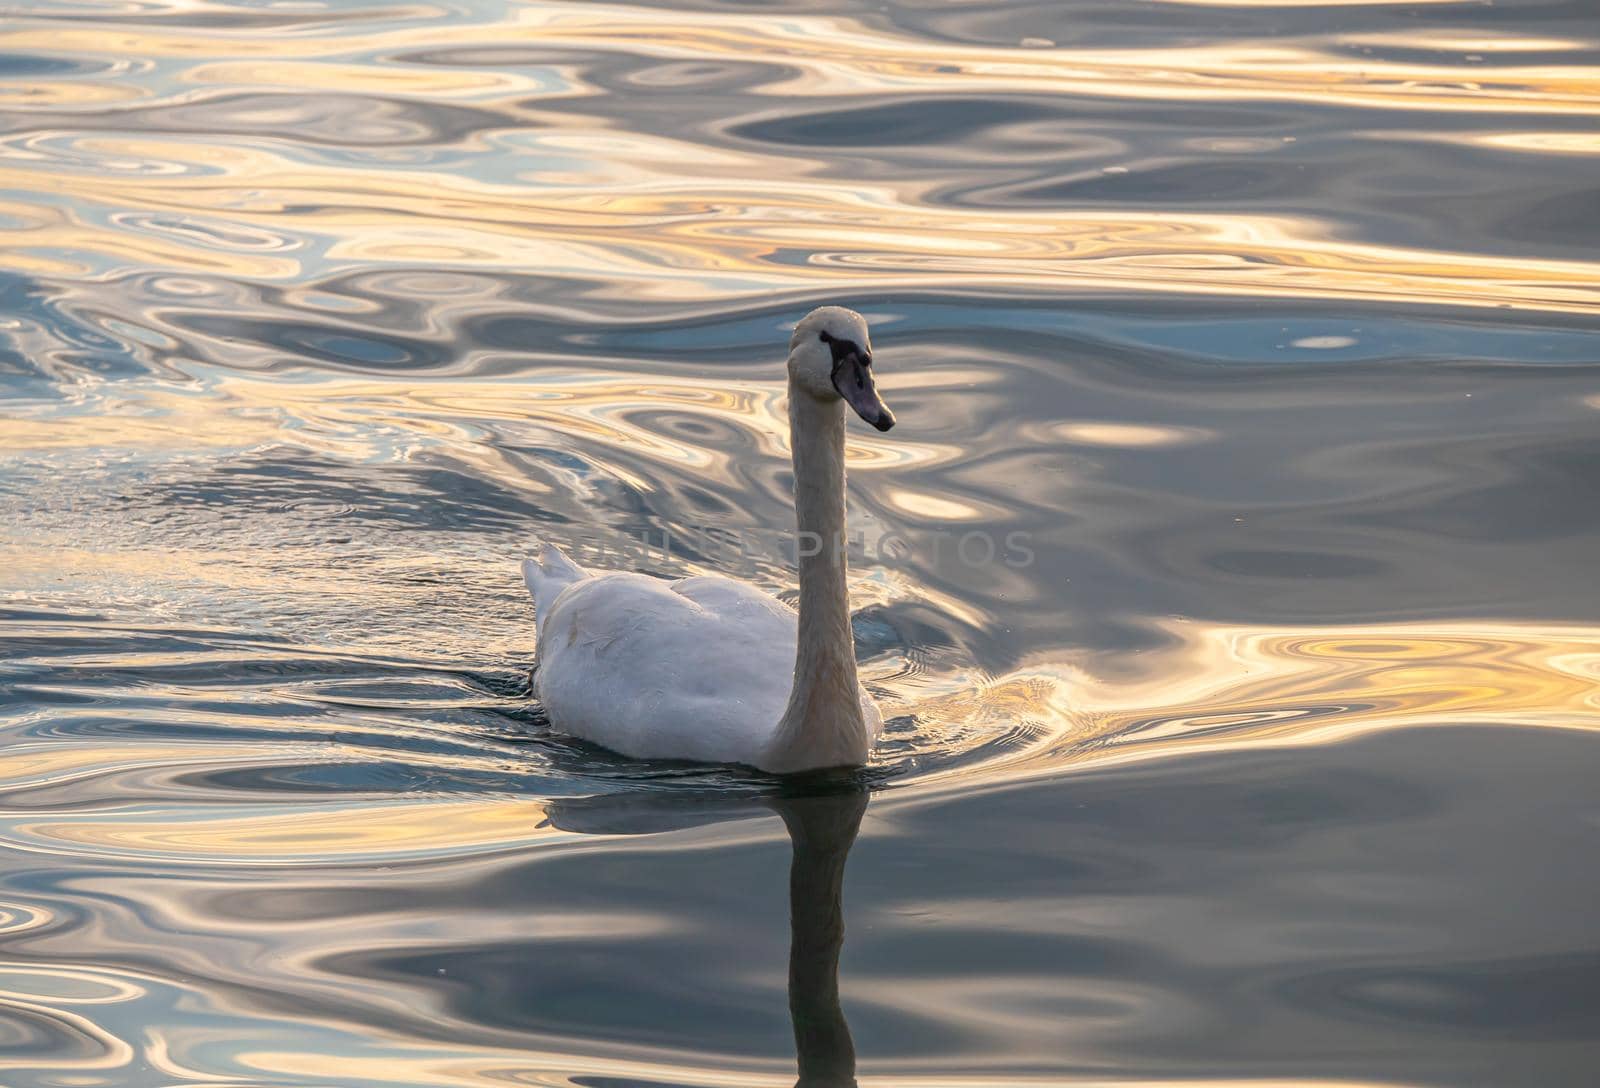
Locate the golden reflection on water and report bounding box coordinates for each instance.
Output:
[1470,132,1600,155]
[235,1047,1420,1088]
[13,797,565,866]
[1,742,284,792]
[0,367,951,490]
[897,620,1600,791]
[1047,421,1211,449]
[14,144,1596,309]
[2,4,1597,310]
[3,4,1600,1084]
[5,619,1592,870]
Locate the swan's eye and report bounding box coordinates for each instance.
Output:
[819,331,864,370]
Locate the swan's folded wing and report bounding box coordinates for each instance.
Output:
[669,574,796,622]
[532,571,798,766]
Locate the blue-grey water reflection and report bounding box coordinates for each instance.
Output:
[3,0,1599,1085]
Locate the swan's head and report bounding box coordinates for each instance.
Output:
[788,306,895,432]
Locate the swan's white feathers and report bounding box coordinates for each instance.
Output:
[524,544,879,768]
[529,553,791,765]
[521,544,589,640]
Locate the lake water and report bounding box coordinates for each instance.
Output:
[2,1,1599,1085]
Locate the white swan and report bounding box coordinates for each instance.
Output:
[522,306,895,774]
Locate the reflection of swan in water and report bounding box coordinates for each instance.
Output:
[545,779,867,1086]
[522,306,896,774]
[776,785,865,1088]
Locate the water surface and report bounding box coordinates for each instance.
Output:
[2,1,1599,1085]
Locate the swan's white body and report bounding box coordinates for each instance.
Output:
[523,551,881,768]
[522,306,895,774]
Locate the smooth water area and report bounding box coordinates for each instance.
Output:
[2,1,1599,1084]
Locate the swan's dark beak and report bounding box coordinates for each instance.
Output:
[832,351,895,432]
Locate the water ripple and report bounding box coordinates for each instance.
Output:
[4,0,1600,1085]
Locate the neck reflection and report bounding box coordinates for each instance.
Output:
[543,778,868,1084]
[772,783,867,1088]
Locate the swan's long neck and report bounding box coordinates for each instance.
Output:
[762,383,869,773]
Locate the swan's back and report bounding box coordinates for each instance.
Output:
[525,546,802,765]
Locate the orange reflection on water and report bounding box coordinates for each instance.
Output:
[203,370,954,479]
[511,7,1598,113]
[1466,132,1600,155]
[1047,421,1213,449]
[0,742,285,793]
[235,1046,1430,1088]
[1102,622,1600,736]
[0,404,286,452]
[2,6,1597,310]
[18,127,1596,308]
[15,796,565,866]
[899,621,1600,789]
[0,78,142,107]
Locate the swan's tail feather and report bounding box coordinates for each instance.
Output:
[521,542,589,628]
